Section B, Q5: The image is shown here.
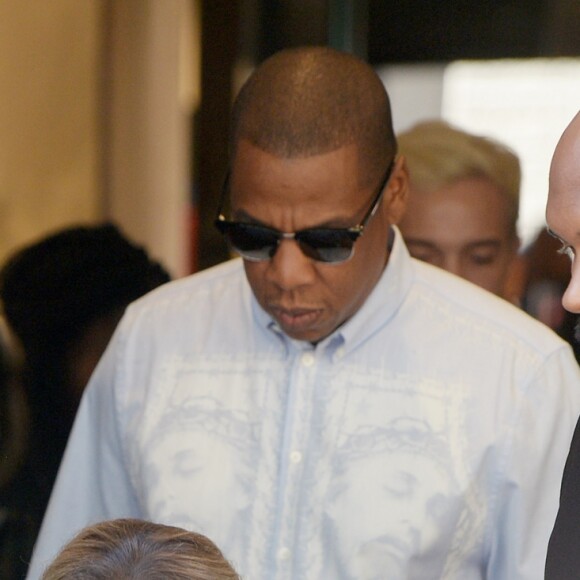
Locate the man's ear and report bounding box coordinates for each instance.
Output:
[383,155,409,225]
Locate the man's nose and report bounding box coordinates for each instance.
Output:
[442,255,464,280]
[562,258,580,314]
[266,239,317,290]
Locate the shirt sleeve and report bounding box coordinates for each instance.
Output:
[25,328,141,580]
[487,345,580,580]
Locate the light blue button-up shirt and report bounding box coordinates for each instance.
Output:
[27,228,580,579]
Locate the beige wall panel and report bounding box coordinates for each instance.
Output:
[106,0,196,278]
[0,0,102,263]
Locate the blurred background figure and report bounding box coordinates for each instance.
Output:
[518,227,580,362]
[0,318,31,580]
[521,228,571,330]
[41,518,240,580]
[0,223,170,579]
[397,120,580,362]
[398,120,521,302]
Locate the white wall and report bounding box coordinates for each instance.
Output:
[376,64,445,134]
[377,59,580,246]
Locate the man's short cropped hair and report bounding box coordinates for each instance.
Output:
[398,120,521,236]
[230,46,397,186]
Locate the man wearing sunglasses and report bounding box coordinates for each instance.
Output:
[27,48,580,580]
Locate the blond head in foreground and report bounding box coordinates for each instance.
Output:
[41,518,240,580]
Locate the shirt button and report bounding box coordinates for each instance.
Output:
[301,352,315,367]
[278,547,291,561]
[336,347,345,359]
[290,450,302,464]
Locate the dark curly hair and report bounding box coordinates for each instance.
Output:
[0,223,170,542]
[0,223,169,362]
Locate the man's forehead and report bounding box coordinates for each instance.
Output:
[228,139,383,197]
[230,140,362,174]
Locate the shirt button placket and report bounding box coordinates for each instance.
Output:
[290,450,302,464]
[276,348,315,578]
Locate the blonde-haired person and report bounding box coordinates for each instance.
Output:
[41,519,240,580]
[398,120,521,301]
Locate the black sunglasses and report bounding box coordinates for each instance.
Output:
[214,159,395,264]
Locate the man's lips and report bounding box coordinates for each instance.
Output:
[270,306,322,331]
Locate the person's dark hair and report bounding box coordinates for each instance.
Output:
[41,519,240,580]
[230,46,396,187]
[0,223,171,543]
[0,223,169,365]
[0,221,170,423]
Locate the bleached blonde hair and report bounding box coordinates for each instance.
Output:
[398,120,521,237]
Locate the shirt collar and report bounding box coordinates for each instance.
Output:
[334,226,413,352]
[251,226,415,353]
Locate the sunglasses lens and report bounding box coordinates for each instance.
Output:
[216,220,359,263]
[221,222,278,261]
[298,229,358,263]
